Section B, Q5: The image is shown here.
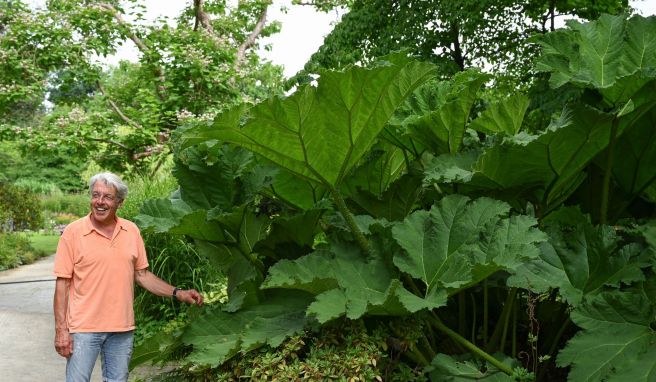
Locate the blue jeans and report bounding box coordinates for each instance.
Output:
[66,331,134,382]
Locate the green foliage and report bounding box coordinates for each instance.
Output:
[0,141,86,193]
[120,173,222,335]
[295,0,629,88]
[0,232,49,270]
[40,193,88,217]
[179,53,436,189]
[427,353,518,381]
[557,283,656,381]
[508,215,648,306]
[135,14,656,382]
[0,182,43,231]
[392,195,546,294]
[1,0,285,174]
[136,320,429,382]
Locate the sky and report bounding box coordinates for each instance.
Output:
[27,0,656,78]
[103,0,344,77]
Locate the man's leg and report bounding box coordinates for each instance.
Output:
[100,331,134,382]
[66,333,104,382]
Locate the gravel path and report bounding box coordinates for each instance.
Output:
[0,255,103,381]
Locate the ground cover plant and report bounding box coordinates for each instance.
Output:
[133,14,656,381]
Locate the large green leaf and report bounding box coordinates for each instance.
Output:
[267,168,327,210]
[469,94,530,136]
[508,219,647,306]
[608,108,656,196]
[428,354,515,382]
[129,329,182,371]
[388,70,488,154]
[263,239,443,322]
[182,290,313,366]
[342,143,406,199]
[347,173,423,221]
[423,149,480,185]
[557,286,656,381]
[179,53,436,188]
[253,208,324,261]
[473,106,613,205]
[536,14,656,98]
[391,195,546,295]
[173,143,256,211]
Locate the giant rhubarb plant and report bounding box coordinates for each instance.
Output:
[134,15,656,382]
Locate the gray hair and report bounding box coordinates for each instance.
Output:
[89,172,128,201]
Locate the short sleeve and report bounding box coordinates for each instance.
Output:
[53,234,74,278]
[134,230,149,271]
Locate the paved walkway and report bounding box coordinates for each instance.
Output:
[0,255,104,381]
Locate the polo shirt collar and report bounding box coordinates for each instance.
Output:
[82,214,128,237]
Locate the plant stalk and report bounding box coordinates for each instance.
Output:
[484,279,489,347]
[459,291,467,337]
[330,186,369,254]
[512,297,518,357]
[537,317,571,382]
[600,118,619,224]
[428,314,514,376]
[487,288,518,353]
[499,296,512,353]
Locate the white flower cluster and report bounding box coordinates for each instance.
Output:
[67,107,87,123]
[175,109,195,122]
[175,108,217,123]
[180,46,212,67]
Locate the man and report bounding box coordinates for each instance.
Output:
[53,172,203,382]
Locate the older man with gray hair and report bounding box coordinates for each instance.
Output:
[53,172,203,382]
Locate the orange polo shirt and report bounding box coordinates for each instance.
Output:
[54,214,149,333]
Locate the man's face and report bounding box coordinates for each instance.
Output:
[90,181,122,226]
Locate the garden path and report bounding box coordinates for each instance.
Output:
[0,255,103,381]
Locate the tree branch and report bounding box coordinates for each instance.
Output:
[194,0,214,32]
[132,145,165,160]
[95,3,167,100]
[235,5,268,70]
[96,81,141,128]
[88,137,130,150]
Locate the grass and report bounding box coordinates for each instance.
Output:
[28,233,60,255]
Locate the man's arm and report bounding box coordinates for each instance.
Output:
[134,269,203,305]
[53,277,73,358]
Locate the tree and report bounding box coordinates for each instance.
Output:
[0,0,284,173]
[293,0,629,84]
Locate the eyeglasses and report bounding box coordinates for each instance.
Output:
[91,193,117,202]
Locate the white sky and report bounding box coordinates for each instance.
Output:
[27,0,656,78]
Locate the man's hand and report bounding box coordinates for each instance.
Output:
[175,289,204,305]
[55,328,73,358]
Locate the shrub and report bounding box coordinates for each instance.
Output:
[14,178,62,196]
[0,232,38,270]
[40,193,88,216]
[0,182,42,231]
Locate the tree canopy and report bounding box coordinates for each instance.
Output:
[294,0,629,84]
[0,0,284,174]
